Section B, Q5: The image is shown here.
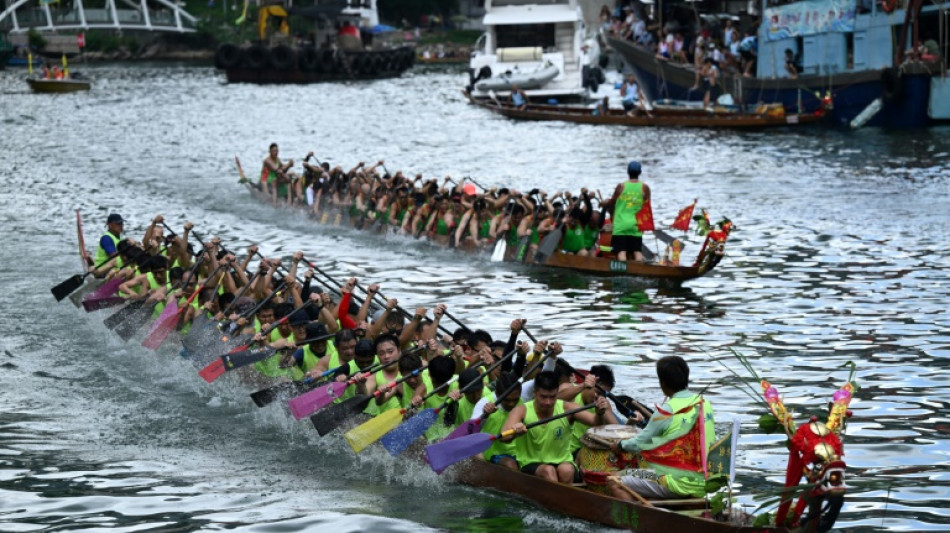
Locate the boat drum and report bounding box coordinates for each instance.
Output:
[577,424,640,494]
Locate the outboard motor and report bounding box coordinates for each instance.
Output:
[467,65,493,92]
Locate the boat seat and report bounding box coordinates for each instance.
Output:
[497,47,543,62]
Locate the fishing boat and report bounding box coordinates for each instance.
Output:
[215,0,413,84]
[605,0,950,128]
[26,77,91,93]
[466,90,825,128]
[466,0,610,103]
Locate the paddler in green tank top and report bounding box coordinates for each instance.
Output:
[601,160,652,262]
[609,355,715,501]
[94,213,125,272]
[364,333,404,415]
[555,364,617,457]
[421,355,458,441]
[502,371,612,484]
[262,142,294,204]
[474,372,524,470]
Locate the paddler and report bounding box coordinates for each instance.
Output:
[94,213,125,272]
[608,355,715,500]
[601,161,651,262]
[471,371,524,470]
[502,371,613,483]
[555,364,616,458]
[261,142,294,203]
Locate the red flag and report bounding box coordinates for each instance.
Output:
[636,200,655,232]
[639,400,707,474]
[671,199,696,232]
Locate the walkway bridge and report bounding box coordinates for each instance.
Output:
[0,0,198,34]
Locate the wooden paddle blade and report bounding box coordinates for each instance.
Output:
[103,301,143,330]
[51,274,84,301]
[344,408,404,454]
[443,418,483,442]
[288,381,349,420]
[84,277,123,301]
[82,296,126,312]
[490,239,506,262]
[310,395,372,436]
[425,433,493,473]
[198,358,226,383]
[68,278,105,308]
[141,303,179,350]
[534,226,563,264]
[380,408,438,457]
[514,236,530,262]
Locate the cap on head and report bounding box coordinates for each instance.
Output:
[107,213,124,224]
[627,160,642,175]
[289,310,311,327]
[462,183,477,196]
[305,322,328,339]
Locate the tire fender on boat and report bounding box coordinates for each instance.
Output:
[269,45,296,70]
[298,48,319,71]
[214,44,242,70]
[881,67,902,101]
[244,45,268,69]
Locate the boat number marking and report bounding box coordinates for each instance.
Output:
[609,260,627,272]
[610,501,639,528]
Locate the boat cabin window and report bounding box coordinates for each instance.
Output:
[496,24,556,49]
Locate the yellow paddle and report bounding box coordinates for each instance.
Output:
[344,407,406,453]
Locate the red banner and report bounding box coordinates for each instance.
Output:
[636,200,655,232]
[77,33,85,48]
[671,200,696,231]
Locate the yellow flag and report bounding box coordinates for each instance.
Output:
[28,52,33,75]
[62,53,69,78]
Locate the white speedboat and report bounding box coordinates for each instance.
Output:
[466,0,607,103]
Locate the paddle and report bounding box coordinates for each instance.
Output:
[288,359,397,419]
[343,366,472,453]
[533,220,564,264]
[310,394,374,436]
[197,300,316,383]
[250,362,348,408]
[68,277,106,308]
[490,202,515,263]
[81,277,126,312]
[52,252,118,302]
[425,402,597,473]
[380,354,512,457]
[115,299,160,341]
[442,346,554,443]
[141,282,206,350]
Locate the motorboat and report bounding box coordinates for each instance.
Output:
[466,0,609,103]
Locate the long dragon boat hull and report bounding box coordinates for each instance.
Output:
[465,91,824,128]
[243,183,726,285]
[453,459,792,533]
[27,78,91,93]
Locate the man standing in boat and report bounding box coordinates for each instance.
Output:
[601,161,651,262]
[95,213,125,271]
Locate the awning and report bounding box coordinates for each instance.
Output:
[482,4,580,25]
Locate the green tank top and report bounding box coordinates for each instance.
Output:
[436,216,450,236]
[478,219,492,239]
[423,378,458,442]
[481,396,523,460]
[515,399,573,467]
[456,387,489,425]
[561,226,586,253]
[613,181,645,237]
[569,393,594,453]
[366,370,402,416]
[95,232,123,269]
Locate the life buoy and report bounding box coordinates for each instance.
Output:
[244,45,268,69]
[881,67,902,101]
[298,48,319,71]
[882,0,896,13]
[269,45,296,70]
[214,44,242,70]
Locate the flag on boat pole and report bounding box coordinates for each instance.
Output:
[635,200,655,232]
[671,199,697,232]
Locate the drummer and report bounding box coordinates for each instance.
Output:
[608,356,715,500]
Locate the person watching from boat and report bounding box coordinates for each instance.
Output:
[261,143,294,203]
[95,213,126,272]
[701,57,721,109]
[601,161,651,262]
[785,48,799,79]
[608,355,715,501]
[510,85,528,111]
[502,370,611,484]
[739,30,757,77]
[620,74,648,117]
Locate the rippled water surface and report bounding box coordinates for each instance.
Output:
[2,62,949,532]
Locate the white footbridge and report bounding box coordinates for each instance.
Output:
[1,0,197,34]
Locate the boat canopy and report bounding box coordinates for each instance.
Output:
[483,4,579,25]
